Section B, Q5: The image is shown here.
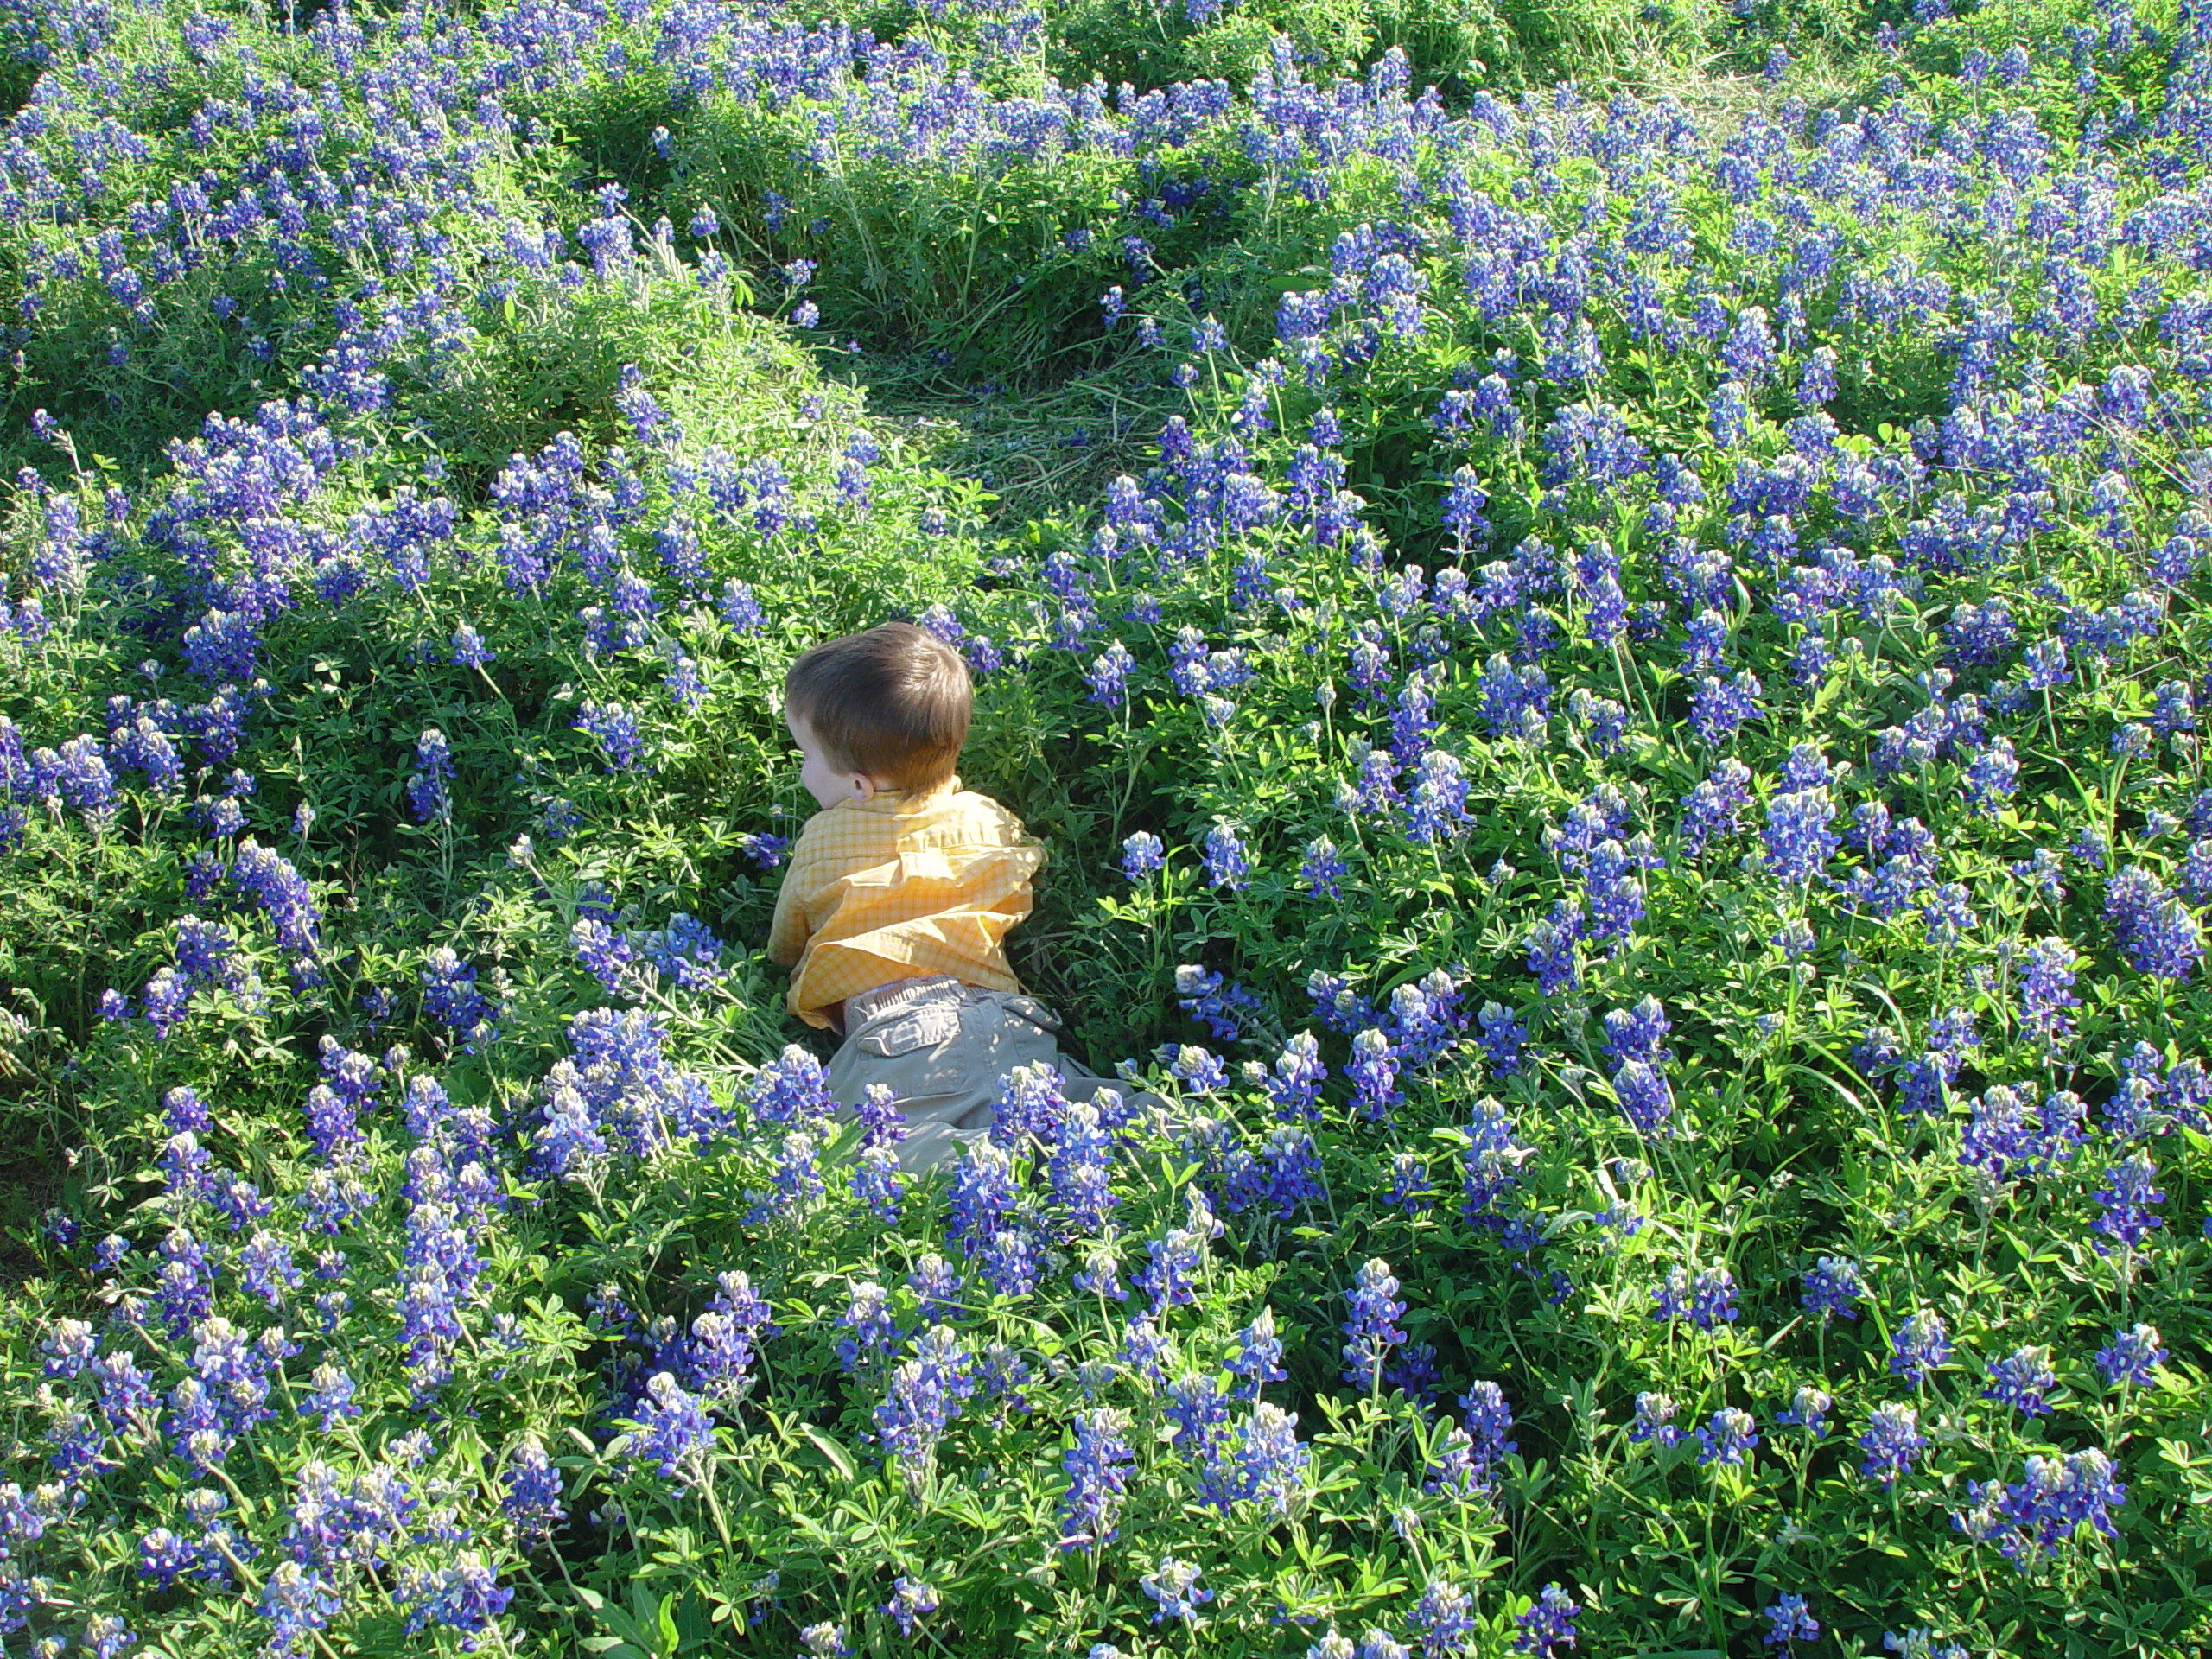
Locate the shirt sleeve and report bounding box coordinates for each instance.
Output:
[766,831,824,969]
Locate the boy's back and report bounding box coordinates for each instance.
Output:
[766,778,1046,1031]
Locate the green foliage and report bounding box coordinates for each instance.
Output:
[1,0,2210,1656]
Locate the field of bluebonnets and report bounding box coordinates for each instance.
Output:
[0,0,2209,1651]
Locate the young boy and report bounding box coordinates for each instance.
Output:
[766,620,1124,1171]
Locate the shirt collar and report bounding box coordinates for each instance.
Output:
[846,774,961,813]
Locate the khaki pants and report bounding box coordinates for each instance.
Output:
[824,976,1132,1172]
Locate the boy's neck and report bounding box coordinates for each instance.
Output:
[849,773,960,807]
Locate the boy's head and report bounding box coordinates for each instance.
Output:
[784,621,971,809]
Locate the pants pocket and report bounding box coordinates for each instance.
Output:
[853,1004,962,1058]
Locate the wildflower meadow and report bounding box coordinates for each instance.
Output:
[0,0,2208,1653]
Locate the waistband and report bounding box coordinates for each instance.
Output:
[842,974,967,1027]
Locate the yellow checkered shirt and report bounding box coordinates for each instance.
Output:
[766,778,1047,1029]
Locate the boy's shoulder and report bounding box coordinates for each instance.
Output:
[786,788,1028,850]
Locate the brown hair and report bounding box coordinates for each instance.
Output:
[784,621,971,792]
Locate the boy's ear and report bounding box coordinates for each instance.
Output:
[848,772,879,804]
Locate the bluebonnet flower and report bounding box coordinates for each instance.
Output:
[421,947,494,1046]
[1058,1408,1135,1550]
[1202,824,1250,889]
[1511,1583,1579,1656]
[709,577,766,634]
[1341,1259,1407,1390]
[1085,642,1134,709]
[406,728,452,824]
[1961,1085,2039,1181]
[2093,1323,2165,1389]
[1891,1310,1952,1382]
[1442,467,1491,554]
[2090,1151,2164,1254]
[883,1578,938,1637]
[1678,759,1752,856]
[1763,787,1839,884]
[501,1439,565,1540]
[1689,671,1763,744]
[627,1372,715,1487]
[1408,1579,1474,1657]
[1630,1391,1683,1447]
[1953,1449,2126,1568]
[1348,1028,1402,1121]
[397,1554,512,1645]
[1404,750,1471,843]
[1961,737,2018,817]
[1689,1268,1739,1329]
[2104,868,2202,980]
[2016,937,2080,1044]
[1982,1346,2056,1417]
[1255,1126,1325,1217]
[1695,1407,1757,1467]
[1858,1404,1925,1486]
[1426,1382,1516,1502]
[992,1062,1069,1148]
[1526,900,1583,995]
[1164,1045,1228,1093]
[1459,1098,1529,1229]
[1475,1003,1527,1076]
[749,1046,833,1128]
[833,1284,897,1376]
[977,1228,1041,1300]
[1385,1153,1432,1217]
[1764,1594,1819,1650]
[1227,1308,1287,1399]
[574,701,643,771]
[570,919,634,995]
[1611,1061,1675,1138]
[1141,1554,1211,1624]
[259,1562,339,1657]
[1120,831,1165,880]
[874,1327,976,1484]
[1776,1386,1831,1437]
[1138,1219,1205,1312]
[1212,1401,1309,1517]
[1300,836,1346,899]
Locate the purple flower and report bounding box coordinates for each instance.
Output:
[1762,787,1839,884]
[1890,1310,1952,1382]
[1982,1347,2056,1417]
[1408,1579,1475,1658]
[1121,831,1166,880]
[1348,1029,1402,1121]
[1139,1554,1211,1624]
[883,1578,938,1637]
[259,1563,340,1657]
[2017,937,2080,1044]
[1341,1258,1407,1391]
[501,1439,565,1540]
[1203,824,1251,889]
[1857,1404,1924,1486]
[1953,1449,2126,1568]
[1764,1593,1819,1649]
[1630,1391,1682,1447]
[1511,1584,1579,1656]
[1694,1407,1757,1467]
[2089,1151,2164,1254]
[2105,867,2203,980]
[575,701,644,771]
[1058,1408,1135,1550]
[2092,1323,2165,1389]
[1776,1386,1831,1437]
